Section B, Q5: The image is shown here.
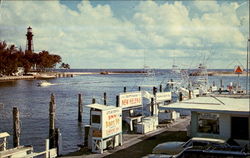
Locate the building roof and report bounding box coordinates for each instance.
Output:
[0,132,10,138]
[86,103,117,111]
[160,96,249,115]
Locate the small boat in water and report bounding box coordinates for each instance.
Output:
[37,81,53,87]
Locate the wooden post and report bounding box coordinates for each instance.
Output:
[123,87,126,93]
[55,128,62,156]
[116,95,119,107]
[179,92,183,101]
[188,90,191,99]
[104,92,107,105]
[159,85,162,92]
[49,93,56,149]
[45,139,49,158]
[220,79,223,88]
[153,87,157,95]
[13,107,20,147]
[84,125,90,146]
[3,137,7,150]
[92,98,96,104]
[150,98,154,116]
[138,86,141,91]
[78,94,83,122]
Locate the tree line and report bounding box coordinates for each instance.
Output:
[0,41,69,75]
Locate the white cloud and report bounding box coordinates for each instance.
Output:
[0,0,248,69]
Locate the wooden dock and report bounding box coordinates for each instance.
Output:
[61,117,190,158]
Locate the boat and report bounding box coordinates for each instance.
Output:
[35,74,56,79]
[100,71,109,75]
[37,81,53,87]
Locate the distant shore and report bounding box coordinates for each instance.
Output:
[0,70,248,81]
[0,70,146,81]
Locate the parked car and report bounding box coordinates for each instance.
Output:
[152,137,241,155]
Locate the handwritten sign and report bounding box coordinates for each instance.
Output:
[102,108,122,138]
[156,92,171,102]
[119,92,142,108]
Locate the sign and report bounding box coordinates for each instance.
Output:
[234,65,243,74]
[119,92,142,108]
[198,113,219,120]
[193,89,200,96]
[156,92,171,102]
[93,130,102,137]
[102,108,122,138]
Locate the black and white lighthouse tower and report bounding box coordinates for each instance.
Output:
[25,26,34,53]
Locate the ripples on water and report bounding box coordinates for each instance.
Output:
[0,72,247,154]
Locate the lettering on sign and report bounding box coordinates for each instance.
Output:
[156,92,171,102]
[102,108,122,138]
[93,130,102,137]
[199,113,219,120]
[119,92,142,108]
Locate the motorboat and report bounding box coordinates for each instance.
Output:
[37,81,53,87]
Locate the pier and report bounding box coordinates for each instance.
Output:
[62,117,190,158]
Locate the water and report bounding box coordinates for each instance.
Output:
[0,69,248,154]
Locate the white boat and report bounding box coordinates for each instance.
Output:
[37,81,53,87]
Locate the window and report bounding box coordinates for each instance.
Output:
[231,117,249,140]
[92,115,101,124]
[198,113,219,134]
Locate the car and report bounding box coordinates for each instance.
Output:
[152,137,231,155]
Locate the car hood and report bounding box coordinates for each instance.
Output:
[152,142,185,155]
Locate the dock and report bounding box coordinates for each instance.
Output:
[61,117,190,158]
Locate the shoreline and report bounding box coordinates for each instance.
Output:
[0,71,248,82]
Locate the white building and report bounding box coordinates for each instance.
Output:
[160,96,250,147]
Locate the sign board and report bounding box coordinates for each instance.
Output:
[234,65,243,74]
[119,92,142,108]
[156,92,171,102]
[198,113,219,120]
[193,89,199,96]
[102,107,122,138]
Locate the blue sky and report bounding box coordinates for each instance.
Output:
[0,0,249,69]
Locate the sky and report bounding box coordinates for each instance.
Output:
[0,0,249,69]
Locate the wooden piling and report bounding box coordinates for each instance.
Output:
[188,90,191,99]
[123,87,126,93]
[78,94,83,122]
[179,92,183,101]
[153,87,157,95]
[49,93,56,149]
[92,98,96,104]
[116,95,119,107]
[160,85,162,92]
[220,79,223,88]
[84,125,90,146]
[55,128,61,156]
[104,92,107,105]
[13,107,20,147]
[150,98,154,116]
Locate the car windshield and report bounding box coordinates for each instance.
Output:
[182,139,192,148]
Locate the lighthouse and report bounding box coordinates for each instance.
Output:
[25,26,34,53]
